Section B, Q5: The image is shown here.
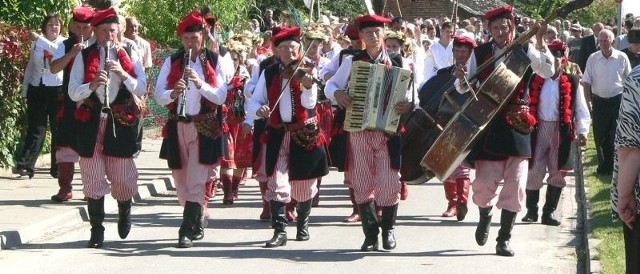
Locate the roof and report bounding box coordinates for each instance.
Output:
[455,0,509,16]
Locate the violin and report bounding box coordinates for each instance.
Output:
[281,58,322,86]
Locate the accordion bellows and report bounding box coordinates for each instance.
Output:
[344,61,412,134]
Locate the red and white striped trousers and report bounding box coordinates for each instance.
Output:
[80,117,138,201]
[527,120,567,190]
[472,157,528,213]
[264,132,317,203]
[347,131,401,207]
[172,122,215,207]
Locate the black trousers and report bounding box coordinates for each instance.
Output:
[623,214,640,274]
[135,113,143,153]
[591,94,621,173]
[16,84,60,173]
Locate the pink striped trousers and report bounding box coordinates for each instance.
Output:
[527,120,567,190]
[172,122,215,207]
[472,157,528,213]
[348,131,401,207]
[443,165,471,184]
[265,132,317,203]
[80,117,138,201]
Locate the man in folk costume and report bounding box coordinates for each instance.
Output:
[247,26,329,248]
[325,15,415,252]
[68,8,147,248]
[320,24,365,223]
[49,5,94,202]
[422,35,477,220]
[219,37,252,205]
[243,27,283,222]
[155,10,227,248]
[522,40,591,226]
[454,5,555,256]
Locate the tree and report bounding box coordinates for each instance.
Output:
[506,0,618,26]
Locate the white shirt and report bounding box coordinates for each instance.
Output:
[582,49,632,98]
[154,54,227,116]
[69,42,147,104]
[321,42,342,61]
[538,74,591,135]
[22,35,66,96]
[423,40,453,83]
[247,67,318,124]
[455,42,555,93]
[131,36,152,69]
[219,50,235,84]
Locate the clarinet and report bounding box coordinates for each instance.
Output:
[177,48,191,122]
[101,41,112,113]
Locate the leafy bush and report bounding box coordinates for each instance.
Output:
[0,0,75,30]
[0,23,32,167]
[128,0,256,48]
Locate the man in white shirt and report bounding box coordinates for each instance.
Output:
[582,29,632,175]
[522,41,591,227]
[124,17,152,70]
[155,10,228,248]
[422,22,454,85]
[246,27,328,248]
[67,8,147,249]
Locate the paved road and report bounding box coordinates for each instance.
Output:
[0,140,579,273]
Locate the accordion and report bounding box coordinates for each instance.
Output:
[344,60,413,134]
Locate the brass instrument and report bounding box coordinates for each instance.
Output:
[177,48,191,122]
[101,41,112,113]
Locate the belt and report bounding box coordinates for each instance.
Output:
[168,112,216,123]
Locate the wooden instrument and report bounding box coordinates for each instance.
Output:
[344,60,412,134]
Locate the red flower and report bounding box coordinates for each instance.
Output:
[74,104,92,123]
[126,113,135,121]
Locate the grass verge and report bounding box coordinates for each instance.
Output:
[584,138,624,274]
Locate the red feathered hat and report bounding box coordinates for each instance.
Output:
[72,6,94,23]
[354,14,391,30]
[91,8,118,27]
[483,5,514,22]
[270,27,301,47]
[548,40,568,57]
[453,35,477,49]
[177,10,206,36]
[345,24,360,40]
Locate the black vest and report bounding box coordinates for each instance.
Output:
[252,55,278,166]
[159,48,226,169]
[260,63,329,180]
[469,41,534,161]
[74,43,138,158]
[55,36,79,147]
[329,50,404,170]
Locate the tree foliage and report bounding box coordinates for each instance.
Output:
[0,0,75,29]
[506,0,619,26]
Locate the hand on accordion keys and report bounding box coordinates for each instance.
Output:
[334,90,352,109]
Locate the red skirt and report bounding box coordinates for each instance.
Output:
[221,116,253,169]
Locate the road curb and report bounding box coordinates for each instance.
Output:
[0,176,175,251]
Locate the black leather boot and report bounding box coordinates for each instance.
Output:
[192,207,206,241]
[87,197,105,248]
[117,199,132,239]
[296,199,312,241]
[265,201,288,248]
[358,202,379,251]
[380,204,398,250]
[521,189,539,222]
[541,185,563,226]
[177,201,200,248]
[475,206,493,246]
[496,209,517,256]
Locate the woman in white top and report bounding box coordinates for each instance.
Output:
[15,13,66,179]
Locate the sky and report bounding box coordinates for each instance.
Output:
[621,1,639,19]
